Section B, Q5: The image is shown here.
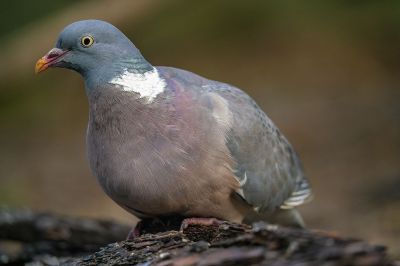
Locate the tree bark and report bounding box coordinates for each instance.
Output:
[0,209,396,266]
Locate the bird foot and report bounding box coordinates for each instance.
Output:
[126,216,185,240]
[126,217,224,240]
[126,220,144,240]
[180,217,223,231]
[179,217,225,242]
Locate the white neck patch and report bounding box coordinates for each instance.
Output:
[109,67,166,103]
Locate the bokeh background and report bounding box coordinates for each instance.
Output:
[0,0,399,257]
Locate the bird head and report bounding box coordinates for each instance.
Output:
[35,20,151,79]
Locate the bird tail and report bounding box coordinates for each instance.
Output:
[280,178,313,209]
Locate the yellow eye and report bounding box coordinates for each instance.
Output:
[81,35,94,47]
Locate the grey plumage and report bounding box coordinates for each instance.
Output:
[36,20,312,227]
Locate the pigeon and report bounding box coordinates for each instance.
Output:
[36,20,312,229]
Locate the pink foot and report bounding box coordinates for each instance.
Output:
[180,217,224,231]
[126,220,144,240]
[126,216,184,239]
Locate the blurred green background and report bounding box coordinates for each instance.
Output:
[0,0,399,256]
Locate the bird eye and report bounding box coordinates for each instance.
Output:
[81,35,94,47]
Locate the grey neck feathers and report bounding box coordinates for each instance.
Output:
[84,52,153,97]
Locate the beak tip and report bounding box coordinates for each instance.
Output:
[35,48,68,74]
[35,58,47,74]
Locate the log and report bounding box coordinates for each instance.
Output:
[0,208,397,266]
[0,208,130,265]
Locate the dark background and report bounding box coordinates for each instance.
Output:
[0,0,399,257]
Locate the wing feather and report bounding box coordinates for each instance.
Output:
[205,82,312,212]
[157,66,312,212]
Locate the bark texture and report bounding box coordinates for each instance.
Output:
[0,209,396,266]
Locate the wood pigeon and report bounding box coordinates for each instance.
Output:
[36,20,312,229]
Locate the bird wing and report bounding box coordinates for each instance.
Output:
[204,82,312,212]
[157,66,312,212]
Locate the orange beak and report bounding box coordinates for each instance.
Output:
[35,48,68,74]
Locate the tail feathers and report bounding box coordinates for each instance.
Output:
[280,178,313,209]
